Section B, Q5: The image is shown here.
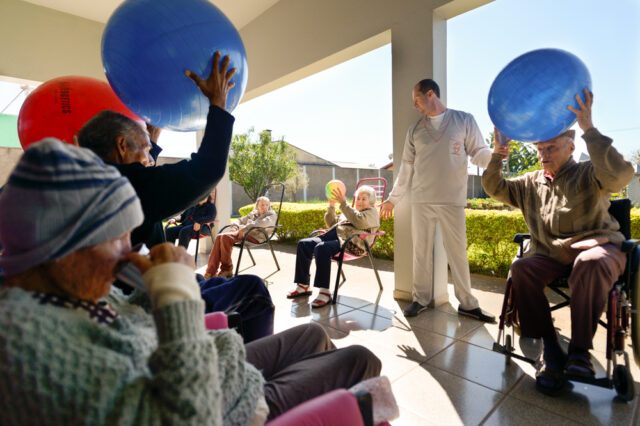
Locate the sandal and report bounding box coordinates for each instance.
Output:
[565,353,595,378]
[287,285,312,299]
[311,291,332,308]
[535,364,567,396]
[217,269,233,278]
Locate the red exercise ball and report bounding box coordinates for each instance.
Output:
[18,76,140,149]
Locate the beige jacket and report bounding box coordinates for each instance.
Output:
[238,209,277,243]
[482,128,634,264]
[325,201,380,255]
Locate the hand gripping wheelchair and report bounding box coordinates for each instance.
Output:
[492,198,640,401]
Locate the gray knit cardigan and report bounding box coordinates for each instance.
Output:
[0,286,264,425]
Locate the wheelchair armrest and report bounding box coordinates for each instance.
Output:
[513,233,531,244]
[621,239,639,253]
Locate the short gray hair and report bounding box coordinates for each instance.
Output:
[355,185,376,204]
[77,110,146,161]
[255,196,271,211]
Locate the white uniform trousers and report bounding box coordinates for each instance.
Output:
[410,203,478,310]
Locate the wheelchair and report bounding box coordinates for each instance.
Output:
[492,198,640,401]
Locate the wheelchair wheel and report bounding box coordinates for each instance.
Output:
[632,267,640,367]
[504,335,513,365]
[613,365,635,402]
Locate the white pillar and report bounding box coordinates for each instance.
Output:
[303,165,308,201]
[194,129,232,254]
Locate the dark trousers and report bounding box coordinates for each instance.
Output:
[294,228,341,289]
[199,274,274,343]
[246,323,382,420]
[510,243,626,350]
[165,223,211,248]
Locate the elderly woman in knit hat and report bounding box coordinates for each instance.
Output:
[0,139,381,425]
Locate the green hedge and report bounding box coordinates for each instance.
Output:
[240,203,640,278]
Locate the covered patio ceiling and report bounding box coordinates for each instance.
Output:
[20,0,281,29]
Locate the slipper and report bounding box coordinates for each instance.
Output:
[565,353,595,378]
[311,292,332,308]
[287,285,312,299]
[535,365,566,397]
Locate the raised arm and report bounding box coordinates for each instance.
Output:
[124,52,237,224]
[481,129,525,208]
[568,90,634,192]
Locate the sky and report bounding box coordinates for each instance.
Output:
[1,0,638,163]
[231,0,639,166]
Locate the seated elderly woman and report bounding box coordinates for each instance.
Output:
[0,140,381,424]
[287,185,380,307]
[205,196,276,278]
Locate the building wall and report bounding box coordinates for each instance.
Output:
[0,148,23,185]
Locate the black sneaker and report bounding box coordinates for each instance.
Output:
[458,307,496,323]
[403,301,428,317]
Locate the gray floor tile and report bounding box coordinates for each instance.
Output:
[511,374,638,425]
[392,364,503,426]
[483,396,580,425]
[406,307,482,339]
[427,340,525,393]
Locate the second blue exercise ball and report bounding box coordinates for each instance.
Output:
[488,48,591,142]
[102,0,248,131]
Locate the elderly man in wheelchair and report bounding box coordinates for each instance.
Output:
[482,89,637,397]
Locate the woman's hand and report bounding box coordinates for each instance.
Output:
[331,187,346,204]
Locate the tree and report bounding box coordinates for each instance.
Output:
[487,132,539,176]
[229,128,298,201]
[284,166,309,202]
[631,148,640,165]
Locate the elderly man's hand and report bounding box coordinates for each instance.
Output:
[493,127,510,158]
[146,123,162,143]
[567,89,594,132]
[185,51,237,110]
[380,200,394,219]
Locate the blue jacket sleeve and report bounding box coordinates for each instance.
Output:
[119,106,233,245]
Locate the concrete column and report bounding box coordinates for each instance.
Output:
[390,7,445,301]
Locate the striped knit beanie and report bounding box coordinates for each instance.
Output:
[0,138,143,276]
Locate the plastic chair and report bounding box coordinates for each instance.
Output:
[218,183,285,277]
[493,198,640,401]
[311,177,387,304]
[204,312,379,426]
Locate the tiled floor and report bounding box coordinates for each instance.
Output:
[193,242,640,425]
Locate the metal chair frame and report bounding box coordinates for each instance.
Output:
[218,183,285,278]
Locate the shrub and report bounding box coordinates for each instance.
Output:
[466,198,511,210]
[239,203,640,278]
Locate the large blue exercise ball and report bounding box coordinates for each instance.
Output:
[101,0,248,131]
[488,48,591,142]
